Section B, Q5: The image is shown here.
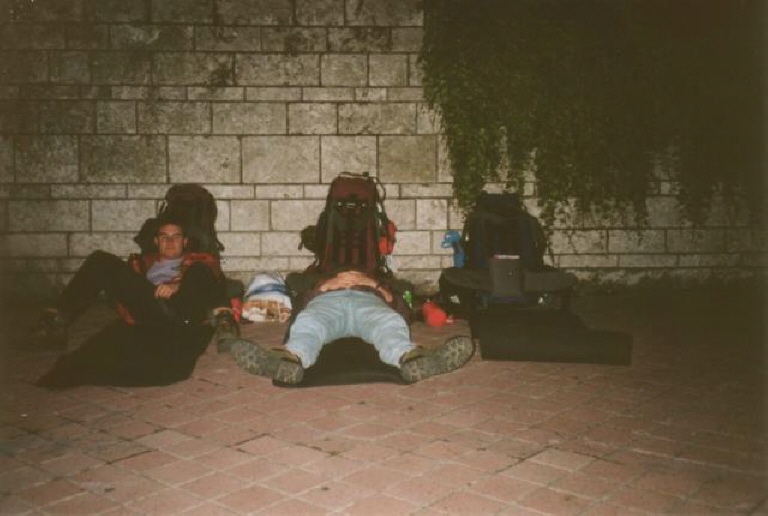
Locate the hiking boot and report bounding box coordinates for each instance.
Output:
[230,339,304,384]
[399,335,475,384]
[213,310,240,353]
[29,309,68,350]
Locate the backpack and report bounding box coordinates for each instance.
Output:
[134,184,224,257]
[302,173,396,276]
[463,192,549,272]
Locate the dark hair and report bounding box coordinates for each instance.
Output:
[154,213,187,236]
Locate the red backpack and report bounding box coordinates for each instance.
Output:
[302,173,396,275]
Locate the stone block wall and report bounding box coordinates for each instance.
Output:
[1,0,765,299]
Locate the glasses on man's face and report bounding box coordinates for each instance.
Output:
[158,233,184,243]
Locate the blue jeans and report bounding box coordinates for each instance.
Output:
[285,289,414,368]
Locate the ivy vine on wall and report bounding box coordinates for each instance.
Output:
[421,0,764,227]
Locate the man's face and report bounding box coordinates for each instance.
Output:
[154,223,187,260]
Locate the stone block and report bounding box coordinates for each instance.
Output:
[393,231,431,254]
[90,51,151,85]
[263,28,327,52]
[667,228,726,253]
[111,25,192,50]
[409,54,423,86]
[618,254,678,268]
[188,87,244,101]
[726,228,767,252]
[215,200,230,231]
[154,52,234,86]
[0,185,50,199]
[607,229,665,253]
[417,104,441,134]
[169,136,240,183]
[550,230,608,254]
[218,0,292,25]
[302,87,354,102]
[49,51,90,83]
[86,0,146,21]
[221,257,290,273]
[111,86,184,100]
[345,0,422,26]
[0,86,19,98]
[392,28,423,52]
[97,101,136,133]
[243,136,319,184]
[396,255,442,269]
[52,185,126,199]
[271,200,325,230]
[2,234,68,257]
[0,101,37,132]
[14,135,78,183]
[303,184,331,198]
[39,100,94,134]
[447,201,465,230]
[261,232,310,256]
[230,200,269,231]
[127,185,170,199]
[195,27,261,52]
[396,270,439,294]
[202,185,253,199]
[247,87,301,101]
[0,135,12,182]
[213,103,286,134]
[387,88,423,101]
[296,0,344,26]
[339,103,417,134]
[289,256,315,270]
[321,54,367,87]
[556,254,619,268]
[138,102,210,134]
[253,185,303,199]
[152,0,213,23]
[81,135,166,183]
[369,55,407,87]
[430,230,454,254]
[237,54,319,86]
[320,136,376,182]
[355,88,386,101]
[9,200,88,231]
[69,232,139,257]
[644,196,683,228]
[0,23,65,49]
[289,103,336,135]
[379,135,437,183]
[0,51,48,83]
[92,200,155,231]
[400,184,452,198]
[328,28,390,52]
[218,232,261,256]
[678,254,741,267]
[415,199,447,230]
[383,199,416,230]
[65,24,109,49]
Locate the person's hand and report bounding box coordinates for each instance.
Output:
[155,283,179,298]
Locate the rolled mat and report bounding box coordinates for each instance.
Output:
[469,307,632,365]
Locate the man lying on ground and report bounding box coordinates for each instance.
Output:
[228,268,474,384]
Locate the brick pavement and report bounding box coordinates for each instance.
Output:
[0,287,765,515]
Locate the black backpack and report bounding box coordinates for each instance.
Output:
[134,184,224,257]
[463,192,549,272]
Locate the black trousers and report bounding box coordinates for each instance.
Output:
[57,250,220,326]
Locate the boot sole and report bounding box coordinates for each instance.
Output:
[230,340,304,384]
[401,335,475,383]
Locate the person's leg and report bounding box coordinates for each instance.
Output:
[168,262,221,324]
[56,250,165,325]
[346,291,415,367]
[284,290,351,368]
